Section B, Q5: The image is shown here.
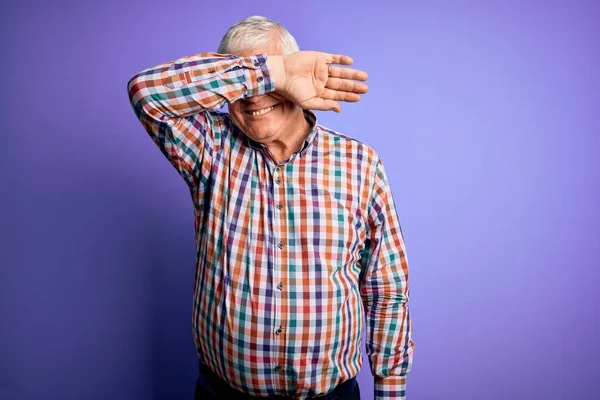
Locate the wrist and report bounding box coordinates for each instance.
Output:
[266,54,286,93]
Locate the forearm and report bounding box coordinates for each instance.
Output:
[363,261,413,400]
[365,299,414,400]
[127,52,275,120]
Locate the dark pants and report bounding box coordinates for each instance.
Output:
[194,362,361,400]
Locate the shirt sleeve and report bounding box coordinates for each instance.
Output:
[126,52,275,189]
[359,157,415,400]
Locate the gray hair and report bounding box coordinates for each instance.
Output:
[217,16,300,55]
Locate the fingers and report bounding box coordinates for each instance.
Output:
[325,78,368,94]
[317,52,369,112]
[303,98,341,113]
[321,75,368,104]
[325,53,354,65]
[328,66,368,81]
[321,89,361,102]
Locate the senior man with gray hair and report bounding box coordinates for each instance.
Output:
[127,15,414,400]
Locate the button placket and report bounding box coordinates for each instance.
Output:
[273,164,285,253]
[271,162,286,382]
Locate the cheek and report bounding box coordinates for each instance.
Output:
[229,106,245,126]
[279,102,295,118]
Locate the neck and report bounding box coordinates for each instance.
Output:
[265,109,312,163]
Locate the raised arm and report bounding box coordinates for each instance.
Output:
[126,51,368,188]
[126,52,274,189]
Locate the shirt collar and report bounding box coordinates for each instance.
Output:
[244,110,319,157]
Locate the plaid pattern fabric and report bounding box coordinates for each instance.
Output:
[127,52,414,399]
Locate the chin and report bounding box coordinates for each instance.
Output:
[244,126,279,142]
[236,117,284,140]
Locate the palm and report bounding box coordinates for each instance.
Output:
[277,51,368,113]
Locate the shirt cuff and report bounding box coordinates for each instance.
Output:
[239,54,275,97]
[374,375,407,400]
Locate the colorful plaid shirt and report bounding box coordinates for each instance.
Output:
[127,52,414,399]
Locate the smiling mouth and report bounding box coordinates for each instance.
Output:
[244,104,280,116]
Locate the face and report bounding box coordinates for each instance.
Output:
[228,41,301,144]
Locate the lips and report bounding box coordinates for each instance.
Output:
[244,104,280,116]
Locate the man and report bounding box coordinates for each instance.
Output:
[127,16,414,400]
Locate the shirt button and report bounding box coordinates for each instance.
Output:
[275,326,283,335]
[275,166,280,172]
[274,364,281,372]
[257,76,264,82]
[277,241,284,249]
[209,69,216,73]
[275,178,281,185]
[277,202,283,210]
[277,282,283,290]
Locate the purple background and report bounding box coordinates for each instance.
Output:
[2,0,599,399]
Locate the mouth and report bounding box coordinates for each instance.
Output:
[243,104,280,116]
